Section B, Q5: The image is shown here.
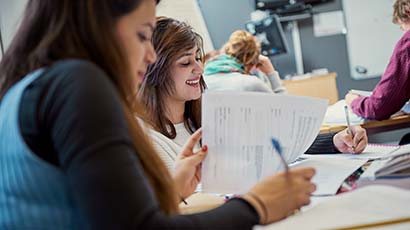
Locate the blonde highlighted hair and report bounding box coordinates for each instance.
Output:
[393,0,410,24]
[222,30,261,70]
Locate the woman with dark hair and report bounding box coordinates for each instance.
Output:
[139,17,369,174]
[138,17,206,170]
[0,0,317,229]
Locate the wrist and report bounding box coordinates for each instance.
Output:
[243,192,268,224]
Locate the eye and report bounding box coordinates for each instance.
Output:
[181,62,191,66]
[137,32,149,42]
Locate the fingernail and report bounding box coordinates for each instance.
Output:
[202,145,208,152]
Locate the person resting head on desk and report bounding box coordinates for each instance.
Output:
[345,0,410,121]
[138,17,368,175]
[203,30,287,94]
[0,1,319,229]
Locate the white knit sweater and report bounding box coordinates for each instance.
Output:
[145,122,200,171]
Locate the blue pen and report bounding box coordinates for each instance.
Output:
[271,138,289,173]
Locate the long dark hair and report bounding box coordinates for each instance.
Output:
[138,17,206,138]
[0,0,179,214]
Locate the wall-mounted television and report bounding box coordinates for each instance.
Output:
[255,0,333,12]
[245,15,288,56]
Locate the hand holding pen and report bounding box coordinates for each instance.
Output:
[333,106,368,153]
[240,138,316,224]
[271,138,288,173]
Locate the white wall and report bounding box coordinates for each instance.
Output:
[0,0,27,55]
[156,0,214,52]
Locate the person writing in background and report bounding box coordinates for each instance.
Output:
[0,0,317,229]
[139,17,369,176]
[203,30,287,94]
[345,0,410,121]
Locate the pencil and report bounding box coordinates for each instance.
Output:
[344,105,356,151]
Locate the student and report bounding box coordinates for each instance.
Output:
[0,0,316,229]
[203,30,287,93]
[138,17,205,170]
[345,0,410,120]
[139,17,369,173]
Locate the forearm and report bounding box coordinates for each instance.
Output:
[266,71,287,94]
[305,133,339,154]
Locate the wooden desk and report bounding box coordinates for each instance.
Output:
[283,73,338,105]
[179,193,224,214]
[320,114,410,135]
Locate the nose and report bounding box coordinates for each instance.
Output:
[146,43,157,64]
[193,59,204,75]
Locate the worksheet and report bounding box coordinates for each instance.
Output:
[201,92,328,194]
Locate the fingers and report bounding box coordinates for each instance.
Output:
[342,129,354,147]
[185,146,208,166]
[352,126,367,153]
[290,167,316,180]
[180,128,202,157]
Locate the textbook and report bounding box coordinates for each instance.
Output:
[375,150,410,178]
[201,92,328,194]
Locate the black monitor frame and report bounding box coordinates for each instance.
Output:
[245,15,288,57]
[255,0,333,15]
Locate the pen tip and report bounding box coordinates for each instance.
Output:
[271,138,283,154]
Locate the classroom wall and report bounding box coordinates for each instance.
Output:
[0,0,26,51]
[197,0,381,99]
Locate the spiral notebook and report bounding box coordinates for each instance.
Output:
[329,143,400,160]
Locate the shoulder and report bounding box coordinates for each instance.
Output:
[205,72,271,92]
[395,31,410,53]
[39,59,119,103]
[45,59,112,88]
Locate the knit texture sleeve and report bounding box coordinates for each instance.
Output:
[266,71,287,94]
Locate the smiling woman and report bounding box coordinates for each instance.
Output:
[138,17,206,170]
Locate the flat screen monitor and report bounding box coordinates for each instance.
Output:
[255,0,333,11]
[245,15,288,56]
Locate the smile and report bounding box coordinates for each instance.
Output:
[185,79,200,86]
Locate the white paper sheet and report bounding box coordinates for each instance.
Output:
[303,143,401,160]
[257,185,410,230]
[291,157,367,195]
[323,99,365,125]
[201,92,328,194]
[313,10,347,37]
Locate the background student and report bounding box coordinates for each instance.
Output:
[345,0,410,120]
[203,30,287,93]
[0,0,317,229]
[139,17,369,174]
